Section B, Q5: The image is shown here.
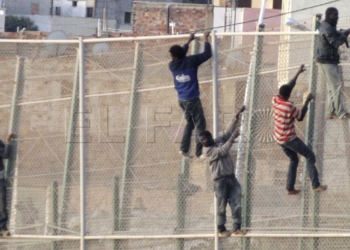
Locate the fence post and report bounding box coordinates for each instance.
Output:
[176,172,185,250]
[298,14,322,250]
[7,56,25,234]
[51,181,58,250]
[211,30,220,250]
[113,175,120,250]
[119,42,143,234]
[242,24,264,250]
[78,37,87,250]
[59,49,80,234]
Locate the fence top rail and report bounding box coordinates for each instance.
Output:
[0,32,318,44]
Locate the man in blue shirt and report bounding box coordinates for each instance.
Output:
[169,32,212,158]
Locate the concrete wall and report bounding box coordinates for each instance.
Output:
[132,2,213,35]
[10,14,116,36]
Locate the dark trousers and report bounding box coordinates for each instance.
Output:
[280,137,320,190]
[179,98,206,157]
[0,178,8,230]
[214,176,242,229]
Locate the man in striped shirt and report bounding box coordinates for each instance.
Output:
[272,65,327,195]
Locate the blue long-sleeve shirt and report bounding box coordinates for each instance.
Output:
[169,42,212,101]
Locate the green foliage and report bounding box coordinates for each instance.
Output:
[5,15,39,32]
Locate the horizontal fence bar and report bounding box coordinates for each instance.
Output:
[5,233,350,241]
[0,32,319,44]
[82,32,318,43]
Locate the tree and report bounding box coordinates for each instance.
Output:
[5,15,39,32]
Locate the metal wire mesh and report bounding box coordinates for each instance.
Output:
[1,19,350,249]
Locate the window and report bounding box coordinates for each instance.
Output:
[55,7,61,16]
[86,7,93,18]
[72,1,77,7]
[124,12,131,24]
[273,0,282,9]
[237,0,251,8]
[31,3,39,15]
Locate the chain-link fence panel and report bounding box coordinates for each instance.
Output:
[1,26,350,249]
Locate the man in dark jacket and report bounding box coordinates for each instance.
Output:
[199,106,246,237]
[0,133,14,236]
[316,7,350,119]
[169,32,212,158]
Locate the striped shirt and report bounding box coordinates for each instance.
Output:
[272,95,301,144]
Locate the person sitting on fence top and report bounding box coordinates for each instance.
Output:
[0,133,15,237]
[168,31,212,158]
[316,7,350,119]
[199,105,246,237]
[272,64,327,195]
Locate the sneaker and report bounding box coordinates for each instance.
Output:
[179,151,193,159]
[287,189,301,195]
[0,229,10,236]
[232,229,246,236]
[328,114,337,120]
[218,230,232,237]
[341,113,350,119]
[313,185,327,192]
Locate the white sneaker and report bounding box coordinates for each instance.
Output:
[199,154,206,160]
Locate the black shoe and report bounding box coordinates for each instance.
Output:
[0,228,10,236]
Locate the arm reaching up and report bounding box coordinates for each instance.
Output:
[287,64,306,90]
[297,93,313,121]
[215,105,245,144]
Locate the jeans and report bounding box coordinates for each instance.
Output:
[280,137,320,190]
[179,98,206,157]
[214,176,242,228]
[318,63,347,118]
[0,178,8,230]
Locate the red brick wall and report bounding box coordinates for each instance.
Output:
[132,2,213,35]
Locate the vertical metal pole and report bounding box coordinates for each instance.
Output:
[59,49,80,231]
[299,14,321,250]
[175,35,201,250]
[242,25,264,250]
[310,14,323,250]
[78,37,86,250]
[7,56,25,234]
[176,172,185,250]
[51,181,58,250]
[113,176,120,250]
[211,30,219,250]
[119,42,143,233]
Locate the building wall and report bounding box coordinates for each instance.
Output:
[212,7,281,33]
[53,0,87,18]
[132,2,213,35]
[289,0,349,23]
[3,0,52,16]
[8,14,116,36]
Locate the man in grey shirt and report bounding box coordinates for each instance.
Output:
[317,7,350,119]
[199,106,245,237]
[0,133,14,236]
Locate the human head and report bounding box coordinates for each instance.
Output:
[279,84,292,100]
[199,130,215,147]
[169,45,186,61]
[325,7,339,26]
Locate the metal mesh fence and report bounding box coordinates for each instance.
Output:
[1,19,350,250]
